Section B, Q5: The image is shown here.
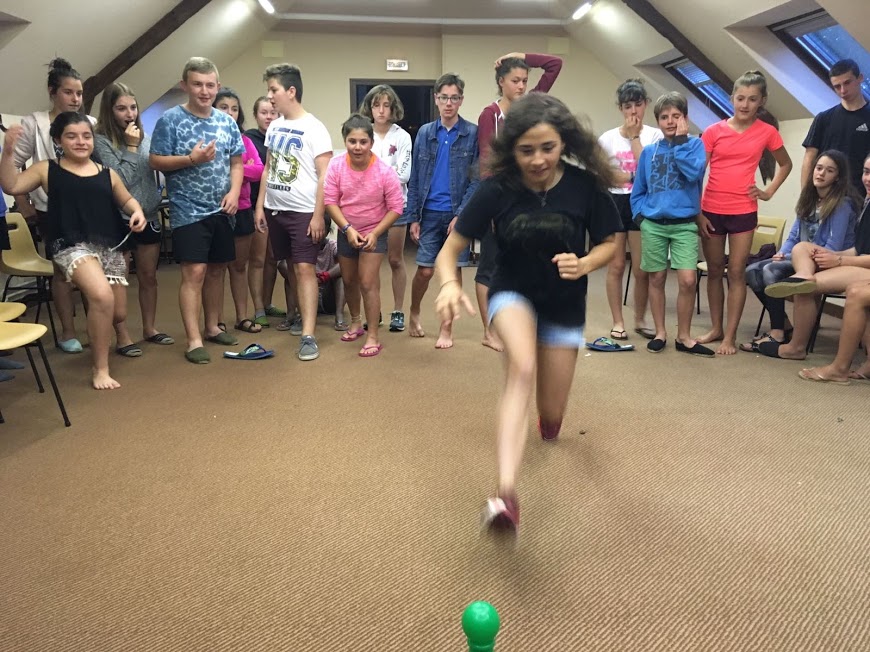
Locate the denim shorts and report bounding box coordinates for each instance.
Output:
[487,291,585,349]
[415,209,470,267]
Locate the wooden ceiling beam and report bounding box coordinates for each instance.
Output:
[622,0,734,95]
[82,0,211,112]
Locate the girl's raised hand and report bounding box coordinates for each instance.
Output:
[551,252,589,280]
[435,280,475,323]
[2,124,23,150]
[124,122,142,146]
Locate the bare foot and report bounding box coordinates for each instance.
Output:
[481,330,504,352]
[92,369,121,390]
[772,344,807,360]
[409,312,425,338]
[435,322,454,349]
[716,340,738,355]
[696,329,724,344]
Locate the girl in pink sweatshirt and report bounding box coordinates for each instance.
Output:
[324,114,404,357]
[213,89,265,333]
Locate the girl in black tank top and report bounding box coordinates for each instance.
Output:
[0,112,146,391]
[46,159,124,257]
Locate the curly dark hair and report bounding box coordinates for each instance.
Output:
[487,93,617,191]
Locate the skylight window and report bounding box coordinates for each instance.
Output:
[663,57,732,119]
[771,10,870,98]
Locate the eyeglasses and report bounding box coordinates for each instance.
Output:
[436,95,463,104]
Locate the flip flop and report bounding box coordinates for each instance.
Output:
[116,343,143,357]
[0,358,25,370]
[145,333,175,345]
[634,327,655,339]
[359,343,383,357]
[234,318,263,334]
[848,370,870,383]
[205,331,238,346]
[586,336,635,352]
[223,343,274,360]
[764,278,816,299]
[609,328,628,340]
[798,368,851,385]
[341,328,365,342]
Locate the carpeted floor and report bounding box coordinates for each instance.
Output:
[1,255,868,651]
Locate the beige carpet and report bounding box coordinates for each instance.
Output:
[1,256,868,651]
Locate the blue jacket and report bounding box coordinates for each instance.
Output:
[404,116,479,222]
[780,199,857,256]
[631,136,706,221]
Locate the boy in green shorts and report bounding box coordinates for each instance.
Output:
[630,92,713,356]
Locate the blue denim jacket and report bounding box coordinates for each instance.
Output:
[404,116,480,222]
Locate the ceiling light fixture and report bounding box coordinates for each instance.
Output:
[258,0,275,14]
[572,2,593,20]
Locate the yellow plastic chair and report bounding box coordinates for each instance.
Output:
[0,301,26,322]
[0,212,58,344]
[0,316,70,426]
[696,215,788,315]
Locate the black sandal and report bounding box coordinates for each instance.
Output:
[234,318,263,334]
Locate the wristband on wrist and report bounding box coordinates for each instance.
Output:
[341,223,352,234]
[440,279,459,288]
[188,154,195,166]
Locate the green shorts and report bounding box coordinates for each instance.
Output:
[640,219,699,272]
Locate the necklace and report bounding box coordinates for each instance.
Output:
[532,169,563,207]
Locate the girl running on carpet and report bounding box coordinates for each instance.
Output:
[435,94,621,533]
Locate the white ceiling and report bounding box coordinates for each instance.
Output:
[273,0,579,24]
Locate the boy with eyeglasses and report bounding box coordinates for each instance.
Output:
[405,73,479,348]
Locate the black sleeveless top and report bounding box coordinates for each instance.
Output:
[46,160,124,256]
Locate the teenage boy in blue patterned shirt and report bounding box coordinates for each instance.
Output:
[150,57,245,364]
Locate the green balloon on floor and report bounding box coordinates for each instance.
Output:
[462,601,500,651]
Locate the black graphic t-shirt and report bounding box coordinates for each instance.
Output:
[803,104,870,194]
[456,165,621,326]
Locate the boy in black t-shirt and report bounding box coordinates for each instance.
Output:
[802,59,870,195]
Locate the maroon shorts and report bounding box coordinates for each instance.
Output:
[703,211,757,236]
[265,210,319,265]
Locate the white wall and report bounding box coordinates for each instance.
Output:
[219,30,622,147]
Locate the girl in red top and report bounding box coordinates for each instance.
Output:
[697,71,792,355]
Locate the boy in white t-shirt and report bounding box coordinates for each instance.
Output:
[254,63,333,361]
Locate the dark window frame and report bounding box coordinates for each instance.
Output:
[769,10,870,100]
[662,57,731,120]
